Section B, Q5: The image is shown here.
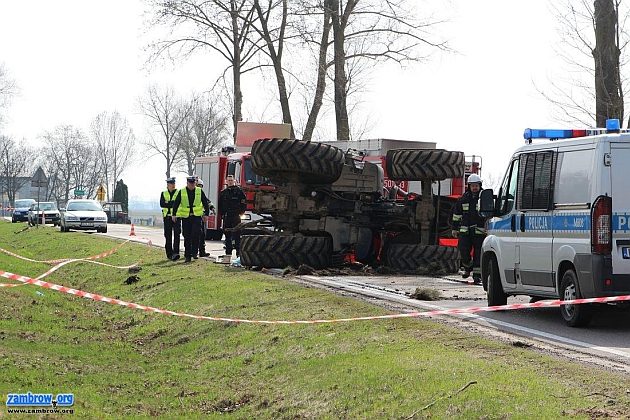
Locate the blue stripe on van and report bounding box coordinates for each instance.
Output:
[488,214,591,232]
[613,213,630,231]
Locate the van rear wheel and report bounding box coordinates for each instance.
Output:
[560,270,593,327]
[486,256,507,306]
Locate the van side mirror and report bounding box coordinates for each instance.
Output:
[479,189,495,218]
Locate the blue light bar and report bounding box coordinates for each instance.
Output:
[523,129,586,141]
[606,118,620,132]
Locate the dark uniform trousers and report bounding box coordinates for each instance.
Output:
[223,213,241,256]
[199,217,207,254]
[458,232,484,274]
[182,216,202,258]
[163,216,181,258]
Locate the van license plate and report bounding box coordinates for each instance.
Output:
[623,247,630,259]
[80,223,93,227]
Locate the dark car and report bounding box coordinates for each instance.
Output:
[27,202,61,226]
[11,199,36,223]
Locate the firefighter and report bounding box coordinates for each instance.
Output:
[452,174,486,283]
[172,176,212,263]
[195,178,215,258]
[218,175,246,257]
[160,177,181,261]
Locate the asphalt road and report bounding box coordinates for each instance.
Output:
[312,275,630,366]
[98,223,228,260]
[13,219,628,366]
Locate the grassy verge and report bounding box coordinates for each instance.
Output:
[0,221,628,418]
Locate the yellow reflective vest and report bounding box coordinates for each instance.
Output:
[176,187,204,218]
[161,190,176,217]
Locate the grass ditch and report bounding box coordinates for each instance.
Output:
[0,221,629,418]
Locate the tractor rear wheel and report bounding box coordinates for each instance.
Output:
[251,138,345,184]
[386,149,465,181]
[385,244,460,273]
[240,235,332,269]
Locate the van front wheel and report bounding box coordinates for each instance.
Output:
[486,256,507,306]
[560,270,593,327]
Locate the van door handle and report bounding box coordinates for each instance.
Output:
[520,213,526,232]
[511,214,516,232]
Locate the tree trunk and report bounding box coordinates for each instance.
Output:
[330,0,350,140]
[232,3,243,142]
[303,5,333,142]
[593,0,623,127]
[253,0,295,139]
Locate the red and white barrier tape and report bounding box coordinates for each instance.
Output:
[2,268,629,324]
[0,239,152,287]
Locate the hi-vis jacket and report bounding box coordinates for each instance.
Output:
[160,190,178,217]
[452,190,486,235]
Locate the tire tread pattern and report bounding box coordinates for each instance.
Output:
[240,235,332,269]
[252,138,345,184]
[386,149,465,181]
[385,244,459,273]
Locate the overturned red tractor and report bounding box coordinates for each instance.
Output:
[239,138,465,272]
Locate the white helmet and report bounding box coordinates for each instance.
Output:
[467,174,482,184]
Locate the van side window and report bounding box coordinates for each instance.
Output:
[518,151,556,210]
[554,150,593,204]
[497,158,519,216]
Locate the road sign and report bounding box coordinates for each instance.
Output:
[74,189,85,196]
[96,185,106,201]
[31,180,47,188]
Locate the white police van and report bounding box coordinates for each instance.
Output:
[479,119,630,327]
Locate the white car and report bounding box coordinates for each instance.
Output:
[28,202,61,226]
[60,199,108,233]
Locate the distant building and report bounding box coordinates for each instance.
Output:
[0,166,50,207]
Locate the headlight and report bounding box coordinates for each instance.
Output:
[65,216,78,221]
[240,213,251,220]
[97,217,107,221]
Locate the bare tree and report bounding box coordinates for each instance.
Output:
[139,85,193,179]
[326,0,448,140]
[545,0,629,126]
[91,111,136,201]
[176,93,228,175]
[0,136,32,205]
[148,0,262,140]
[42,125,101,203]
[0,64,17,127]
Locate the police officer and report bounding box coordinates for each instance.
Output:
[218,175,246,257]
[160,177,181,261]
[452,174,486,283]
[172,176,211,263]
[195,178,215,258]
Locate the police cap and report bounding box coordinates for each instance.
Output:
[186,176,197,183]
[166,177,176,184]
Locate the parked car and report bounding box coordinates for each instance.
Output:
[60,199,108,233]
[28,202,61,226]
[11,199,36,223]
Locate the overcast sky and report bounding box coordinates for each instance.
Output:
[0,0,564,202]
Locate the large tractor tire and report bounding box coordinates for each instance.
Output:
[240,235,332,269]
[385,244,460,274]
[251,138,345,184]
[386,149,465,181]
